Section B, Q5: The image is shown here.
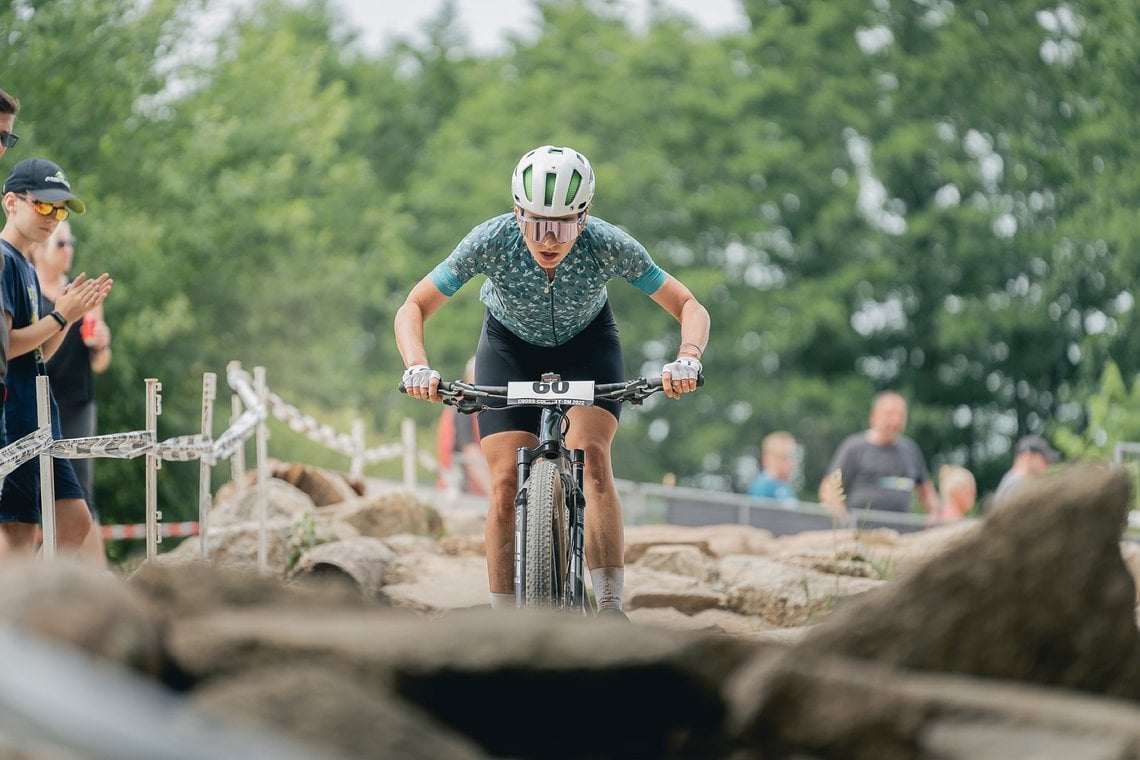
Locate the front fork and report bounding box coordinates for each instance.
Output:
[568,448,587,611]
[513,448,532,609]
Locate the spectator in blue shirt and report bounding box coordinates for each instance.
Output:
[748,431,798,501]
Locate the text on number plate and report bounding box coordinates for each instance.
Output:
[507,380,595,406]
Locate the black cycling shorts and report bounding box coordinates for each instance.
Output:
[474,303,624,438]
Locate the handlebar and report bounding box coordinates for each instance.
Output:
[399,375,704,414]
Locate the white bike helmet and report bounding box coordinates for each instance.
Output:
[511,145,595,216]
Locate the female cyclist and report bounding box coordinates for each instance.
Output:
[395,145,710,618]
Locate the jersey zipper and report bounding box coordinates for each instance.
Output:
[545,274,559,344]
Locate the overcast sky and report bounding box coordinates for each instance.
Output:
[326,0,747,54]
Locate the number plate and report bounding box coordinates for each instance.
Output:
[507,380,595,406]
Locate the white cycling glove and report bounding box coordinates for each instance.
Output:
[402,364,440,393]
[661,357,702,383]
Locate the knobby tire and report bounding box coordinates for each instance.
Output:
[523,459,569,608]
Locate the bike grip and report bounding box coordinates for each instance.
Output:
[397,380,455,394]
[657,374,704,387]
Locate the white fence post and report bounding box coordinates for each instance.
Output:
[36,377,57,560]
[401,417,417,490]
[349,418,365,482]
[145,378,162,561]
[199,372,216,562]
[228,360,246,489]
[254,366,269,575]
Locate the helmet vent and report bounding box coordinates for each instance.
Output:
[565,171,582,205]
[544,172,556,207]
[521,166,535,202]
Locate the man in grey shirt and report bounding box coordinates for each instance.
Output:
[819,391,940,515]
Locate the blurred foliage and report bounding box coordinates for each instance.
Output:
[3,0,1140,529]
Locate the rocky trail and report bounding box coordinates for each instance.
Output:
[4,460,1140,758]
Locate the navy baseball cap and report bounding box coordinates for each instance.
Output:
[1015,434,1060,463]
[3,158,86,214]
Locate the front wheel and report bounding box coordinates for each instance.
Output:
[522,459,569,607]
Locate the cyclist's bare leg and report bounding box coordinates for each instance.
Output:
[479,430,538,597]
[566,406,625,610]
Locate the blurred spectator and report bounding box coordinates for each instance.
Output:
[37,220,112,504]
[747,431,797,501]
[0,87,18,162]
[436,356,488,496]
[992,434,1060,508]
[930,464,976,521]
[818,391,939,515]
[36,220,112,565]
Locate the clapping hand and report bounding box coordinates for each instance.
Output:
[56,272,113,325]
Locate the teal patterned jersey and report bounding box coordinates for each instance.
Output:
[429,213,668,347]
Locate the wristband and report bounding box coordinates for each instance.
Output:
[678,342,704,359]
[49,310,67,330]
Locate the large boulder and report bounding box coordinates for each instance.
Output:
[0,558,166,678]
[794,463,1140,701]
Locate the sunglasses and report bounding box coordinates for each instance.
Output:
[0,131,17,148]
[517,211,585,243]
[16,194,69,221]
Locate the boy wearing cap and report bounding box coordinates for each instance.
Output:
[0,157,111,560]
[992,434,1061,508]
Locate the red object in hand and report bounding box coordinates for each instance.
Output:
[81,313,98,344]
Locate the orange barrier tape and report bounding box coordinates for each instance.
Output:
[100,522,200,541]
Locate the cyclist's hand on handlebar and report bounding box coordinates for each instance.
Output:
[661,357,702,399]
[402,364,442,401]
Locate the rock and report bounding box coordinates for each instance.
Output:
[333,490,443,539]
[437,534,486,557]
[164,605,754,760]
[208,477,317,527]
[0,558,166,678]
[636,543,713,581]
[127,561,371,623]
[625,566,725,615]
[624,524,774,563]
[168,518,298,578]
[725,645,1140,760]
[719,555,884,626]
[213,459,363,507]
[193,664,487,759]
[794,462,1140,701]
[288,536,396,599]
[439,506,487,538]
[273,462,363,506]
[381,553,490,613]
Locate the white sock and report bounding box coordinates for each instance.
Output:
[489,592,516,610]
[590,567,624,610]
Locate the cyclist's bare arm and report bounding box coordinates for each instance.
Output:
[394,275,450,401]
[649,275,710,399]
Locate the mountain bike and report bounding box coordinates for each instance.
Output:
[403,372,701,613]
